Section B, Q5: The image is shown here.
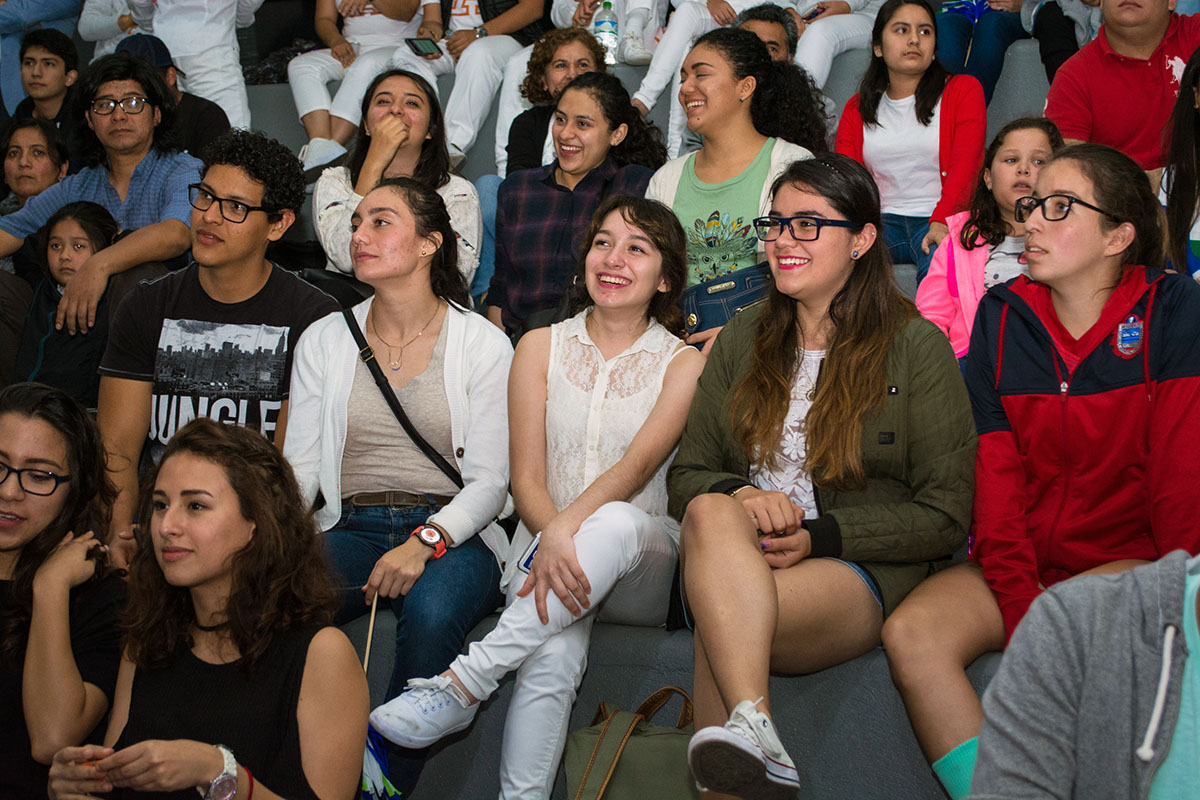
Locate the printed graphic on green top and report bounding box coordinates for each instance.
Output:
[686,210,758,284]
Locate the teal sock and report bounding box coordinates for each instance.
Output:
[931,736,978,799]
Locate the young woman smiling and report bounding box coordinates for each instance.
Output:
[916,117,1064,358]
[667,155,975,799]
[645,27,823,352]
[314,69,481,285]
[835,0,985,283]
[0,383,123,798]
[288,177,512,794]
[373,196,704,799]
[48,419,368,800]
[883,143,1200,800]
[487,72,666,337]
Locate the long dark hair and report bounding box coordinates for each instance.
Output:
[1164,47,1200,272]
[0,383,116,667]
[730,155,915,488]
[691,27,828,153]
[371,177,471,307]
[1054,143,1164,272]
[73,52,178,167]
[961,117,1064,250]
[37,202,119,282]
[557,73,667,170]
[347,69,451,191]
[564,195,688,337]
[857,0,947,127]
[124,419,337,671]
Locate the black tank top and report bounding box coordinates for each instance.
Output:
[113,626,325,800]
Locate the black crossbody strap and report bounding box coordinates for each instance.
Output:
[342,309,464,489]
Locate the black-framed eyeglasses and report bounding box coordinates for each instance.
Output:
[1014,194,1120,224]
[753,214,860,242]
[89,96,149,116]
[0,461,71,497]
[188,184,272,224]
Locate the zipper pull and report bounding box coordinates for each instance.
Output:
[1060,381,1068,395]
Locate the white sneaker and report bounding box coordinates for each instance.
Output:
[619,33,653,65]
[299,137,347,171]
[688,699,800,800]
[370,675,479,748]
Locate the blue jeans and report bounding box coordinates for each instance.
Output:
[937,9,1030,104]
[882,213,937,284]
[473,174,503,307]
[324,501,504,794]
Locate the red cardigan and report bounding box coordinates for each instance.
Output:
[835,74,986,226]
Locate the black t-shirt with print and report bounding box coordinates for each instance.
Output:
[99,263,337,460]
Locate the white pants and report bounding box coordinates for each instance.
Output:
[794,7,875,88]
[175,46,250,129]
[494,44,536,176]
[451,502,679,800]
[288,44,399,125]
[391,35,525,154]
[632,1,719,113]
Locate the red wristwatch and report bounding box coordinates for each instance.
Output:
[411,524,448,559]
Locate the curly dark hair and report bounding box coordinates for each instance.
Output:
[199,129,305,218]
[565,195,688,337]
[857,0,947,127]
[0,383,117,668]
[3,117,69,173]
[123,419,337,672]
[691,28,828,153]
[347,69,450,192]
[521,28,608,106]
[73,52,178,168]
[557,72,667,170]
[36,202,119,282]
[960,117,1064,250]
[370,177,471,307]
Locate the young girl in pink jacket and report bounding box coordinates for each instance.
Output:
[915,117,1064,357]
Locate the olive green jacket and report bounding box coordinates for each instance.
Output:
[666,309,977,614]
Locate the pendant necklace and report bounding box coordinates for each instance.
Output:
[371,302,441,371]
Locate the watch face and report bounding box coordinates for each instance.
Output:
[210,775,238,800]
[417,526,441,546]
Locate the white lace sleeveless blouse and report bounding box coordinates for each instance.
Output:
[545,311,685,535]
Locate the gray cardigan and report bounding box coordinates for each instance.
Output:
[970,550,1195,799]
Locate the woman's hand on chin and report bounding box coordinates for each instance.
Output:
[363,536,433,604]
[49,745,115,800]
[96,740,225,793]
[33,531,104,595]
[517,523,591,624]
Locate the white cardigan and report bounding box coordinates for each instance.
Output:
[284,298,514,571]
[314,166,482,287]
[645,139,813,261]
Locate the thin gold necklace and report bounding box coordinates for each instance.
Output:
[371,301,441,371]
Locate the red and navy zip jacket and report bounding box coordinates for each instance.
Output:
[965,266,1200,641]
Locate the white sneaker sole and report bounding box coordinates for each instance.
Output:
[688,727,800,800]
[369,703,476,748]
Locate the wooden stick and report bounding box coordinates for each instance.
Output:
[363,594,379,674]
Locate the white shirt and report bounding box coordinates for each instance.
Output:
[342,2,432,46]
[862,93,942,217]
[128,0,264,55]
[983,235,1028,289]
[751,349,825,519]
[448,0,483,33]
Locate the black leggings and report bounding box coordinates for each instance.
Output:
[1033,1,1081,82]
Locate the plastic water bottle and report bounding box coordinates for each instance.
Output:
[594,2,619,65]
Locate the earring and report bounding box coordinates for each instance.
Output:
[420,248,428,256]
[851,250,859,259]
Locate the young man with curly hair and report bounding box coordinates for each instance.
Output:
[96,129,338,566]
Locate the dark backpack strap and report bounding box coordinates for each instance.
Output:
[341,309,464,489]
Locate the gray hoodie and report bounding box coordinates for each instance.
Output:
[969,550,1194,799]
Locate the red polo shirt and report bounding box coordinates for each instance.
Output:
[1045,13,1200,170]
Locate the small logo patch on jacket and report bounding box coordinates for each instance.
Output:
[878,432,895,444]
[887,385,899,395]
[1114,314,1144,358]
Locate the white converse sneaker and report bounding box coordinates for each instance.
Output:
[688,699,800,800]
[618,33,653,65]
[370,675,478,748]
